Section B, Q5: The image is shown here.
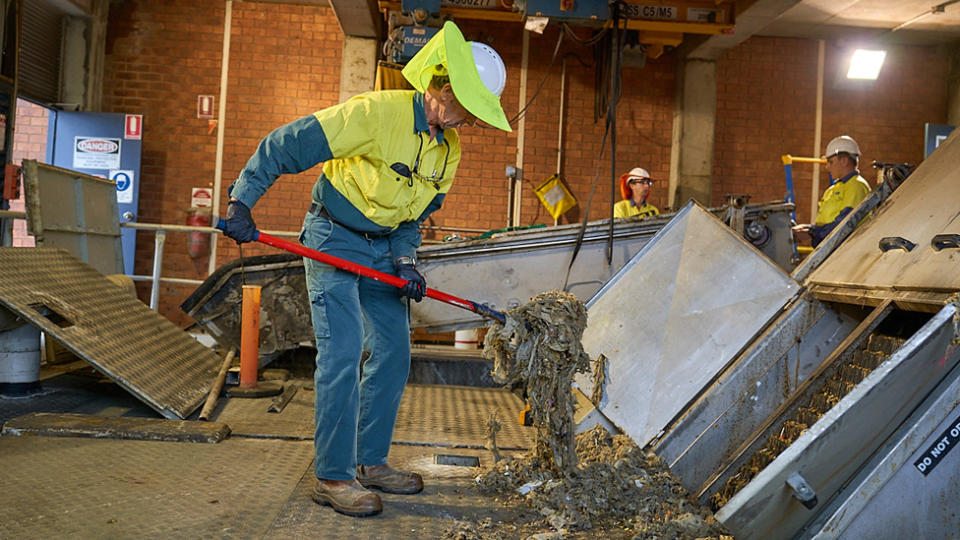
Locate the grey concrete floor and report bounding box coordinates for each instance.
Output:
[0,367,537,539]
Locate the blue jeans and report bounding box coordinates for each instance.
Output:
[299,211,410,481]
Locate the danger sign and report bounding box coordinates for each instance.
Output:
[73,136,121,170]
[191,187,213,208]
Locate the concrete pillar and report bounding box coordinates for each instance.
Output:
[60,17,87,108]
[339,36,378,102]
[670,58,717,207]
[85,0,109,111]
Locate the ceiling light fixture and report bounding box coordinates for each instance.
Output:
[847,49,886,80]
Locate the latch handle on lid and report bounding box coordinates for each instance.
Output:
[931,234,960,251]
[878,237,917,252]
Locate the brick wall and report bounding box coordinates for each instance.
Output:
[715,37,948,223]
[102,0,343,324]
[99,1,948,323]
[9,99,48,247]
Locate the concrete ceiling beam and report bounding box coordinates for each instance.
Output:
[328,0,381,39]
[685,0,804,60]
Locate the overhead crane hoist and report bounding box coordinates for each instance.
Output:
[380,0,736,61]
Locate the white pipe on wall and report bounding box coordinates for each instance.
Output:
[811,40,825,222]
[208,1,233,276]
[511,28,529,228]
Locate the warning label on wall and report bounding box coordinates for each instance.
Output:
[110,170,135,204]
[73,137,121,170]
[191,187,213,208]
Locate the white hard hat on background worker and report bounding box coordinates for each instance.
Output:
[823,135,861,159]
[402,21,512,132]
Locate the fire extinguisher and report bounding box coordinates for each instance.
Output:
[186,207,212,258]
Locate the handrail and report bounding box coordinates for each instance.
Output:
[120,221,299,310]
[3,213,513,311]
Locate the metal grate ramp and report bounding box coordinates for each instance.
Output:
[0,248,221,419]
[709,333,903,510]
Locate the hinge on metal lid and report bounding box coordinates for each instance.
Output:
[785,471,818,510]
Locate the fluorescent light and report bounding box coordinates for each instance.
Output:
[847,49,887,80]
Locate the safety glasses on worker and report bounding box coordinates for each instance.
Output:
[629,178,654,186]
[390,132,451,188]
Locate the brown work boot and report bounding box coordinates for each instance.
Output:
[311,478,382,517]
[357,464,424,494]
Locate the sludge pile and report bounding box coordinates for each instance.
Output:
[464,291,728,538]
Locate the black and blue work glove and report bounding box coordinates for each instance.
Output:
[223,199,257,244]
[395,256,426,302]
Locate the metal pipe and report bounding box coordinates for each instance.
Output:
[130,275,203,286]
[511,27,529,228]
[420,225,488,234]
[122,221,298,237]
[150,230,166,310]
[199,347,236,421]
[209,0,233,277]
[0,210,26,219]
[555,56,566,227]
[812,40,825,222]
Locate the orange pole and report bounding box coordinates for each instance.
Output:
[239,285,261,389]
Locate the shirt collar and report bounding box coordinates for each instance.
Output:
[837,170,860,184]
[412,92,446,145]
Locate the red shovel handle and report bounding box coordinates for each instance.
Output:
[215,218,506,324]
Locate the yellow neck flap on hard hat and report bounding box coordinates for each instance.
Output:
[401,21,511,132]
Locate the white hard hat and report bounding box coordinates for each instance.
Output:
[470,42,506,97]
[824,135,860,159]
[627,167,651,180]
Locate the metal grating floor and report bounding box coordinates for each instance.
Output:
[0,436,314,539]
[0,374,533,539]
[0,248,222,419]
[392,384,533,450]
[214,383,534,451]
[262,444,520,540]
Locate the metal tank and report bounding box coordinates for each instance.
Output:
[623,129,960,539]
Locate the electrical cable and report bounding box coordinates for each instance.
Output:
[507,31,565,126]
[606,5,628,265]
[562,2,627,287]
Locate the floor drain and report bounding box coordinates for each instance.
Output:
[435,454,480,467]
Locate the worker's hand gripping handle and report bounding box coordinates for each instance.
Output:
[215,217,260,242]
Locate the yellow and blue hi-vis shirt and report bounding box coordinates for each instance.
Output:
[813,172,870,226]
[809,171,871,246]
[613,199,659,219]
[229,90,461,259]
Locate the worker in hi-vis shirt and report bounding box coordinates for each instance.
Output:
[793,135,871,248]
[221,22,511,518]
[614,167,660,219]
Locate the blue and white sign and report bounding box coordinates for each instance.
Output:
[924,123,955,158]
[110,169,135,203]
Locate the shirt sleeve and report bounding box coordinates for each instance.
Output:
[311,94,380,161]
[229,114,333,208]
[613,200,630,219]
